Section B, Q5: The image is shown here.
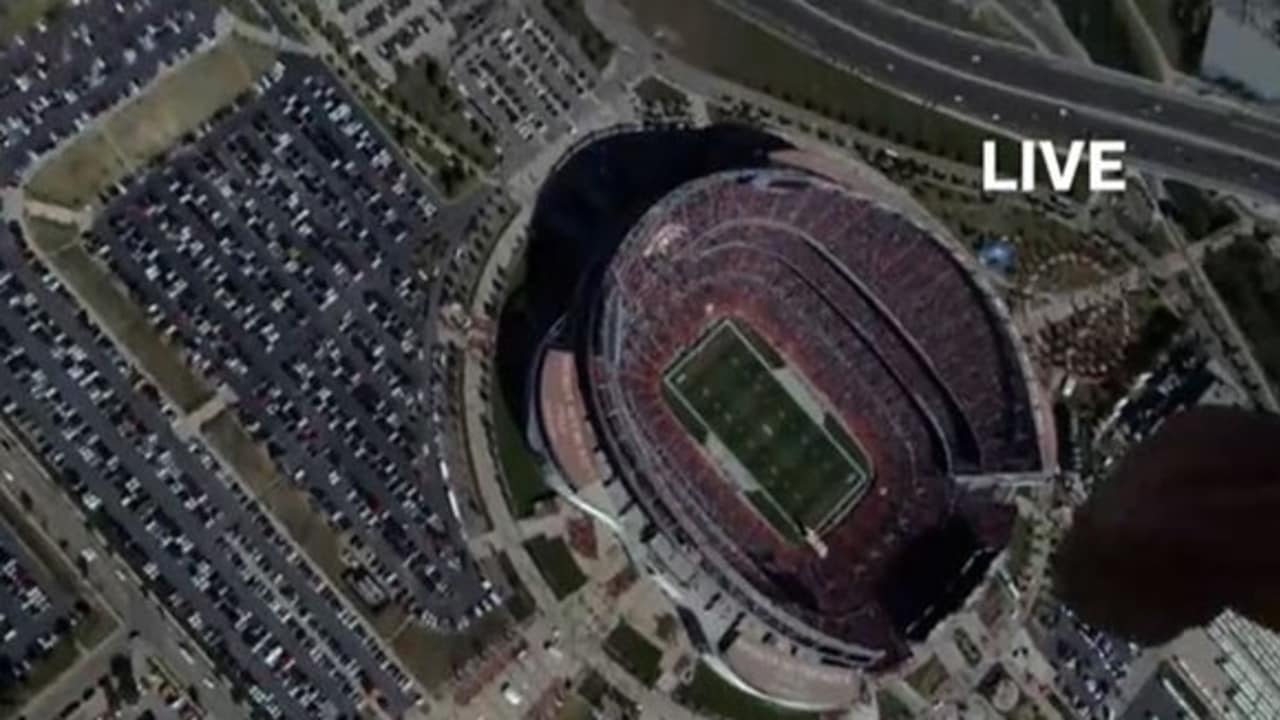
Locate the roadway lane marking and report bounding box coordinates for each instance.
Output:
[730,0,1280,174]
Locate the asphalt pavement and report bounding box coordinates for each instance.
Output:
[0,422,242,720]
[722,0,1280,201]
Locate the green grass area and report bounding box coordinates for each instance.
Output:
[390,57,499,172]
[379,552,531,691]
[676,662,816,720]
[262,479,359,614]
[203,410,354,606]
[973,4,1036,48]
[1135,0,1213,72]
[24,126,119,207]
[875,0,1031,47]
[71,604,116,653]
[279,0,467,187]
[877,689,915,720]
[603,621,663,687]
[1162,180,1237,240]
[25,219,213,413]
[492,386,552,518]
[523,535,588,600]
[1203,235,1280,390]
[459,192,522,304]
[544,0,615,70]
[392,607,510,690]
[0,624,85,711]
[495,552,537,622]
[1053,0,1141,73]
[203,410,423,646]
[578,669,608,705]
[619,0,1018,167]
[27,36,276,209]
[634,77,689,107]
[214,0,272,29]
[1135,0,1184,68]
[0,484,86,612]
[1006,512,1035,584]
[0,470,117,711]
[905,655,951,699]
[665,319,865,531]
[575,668,640,717]
[558,694,595,720]
[202,412,279,498]
[0,0,63,44]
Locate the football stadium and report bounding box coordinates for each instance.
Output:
[662,316,872,541]
[520,128,1055,709]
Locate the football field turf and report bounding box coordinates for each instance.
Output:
[664,319,869,533]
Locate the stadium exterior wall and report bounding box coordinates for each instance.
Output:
[520,140,1053,711]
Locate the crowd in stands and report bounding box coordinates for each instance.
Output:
[588,169,1041,655]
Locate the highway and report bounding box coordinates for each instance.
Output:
[721,0,1280,201]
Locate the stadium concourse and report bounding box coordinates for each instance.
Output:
[526,132,1054,710]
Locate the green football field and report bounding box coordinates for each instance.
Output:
[664,319,869,534]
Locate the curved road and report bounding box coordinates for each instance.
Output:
[723,0,1280,201]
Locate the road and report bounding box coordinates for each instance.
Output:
[0,422,242,720]
[991,0,1089,61]
[1159,217,1280,410]
[719,0,1280,201]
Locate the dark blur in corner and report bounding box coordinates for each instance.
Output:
[1054,405,1280,644]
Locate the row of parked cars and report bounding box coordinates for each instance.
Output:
[0,0,217,185]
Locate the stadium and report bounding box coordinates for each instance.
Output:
[518,128,1055,709]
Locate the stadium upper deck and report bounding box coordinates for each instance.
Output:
[580,165,1044,665]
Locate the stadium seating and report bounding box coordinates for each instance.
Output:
[587,169,1040,656]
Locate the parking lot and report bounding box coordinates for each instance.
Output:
[453,4,600,154]
[1031,597,1137,720]
[0,0,217,187]
[0,218,431,716]
[0,512,71,684]
[82,52,496,623]
[326,0,454,82]
[0,0,518,715]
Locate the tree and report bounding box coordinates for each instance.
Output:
[654,613,678,644]
[110,654,139,705]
